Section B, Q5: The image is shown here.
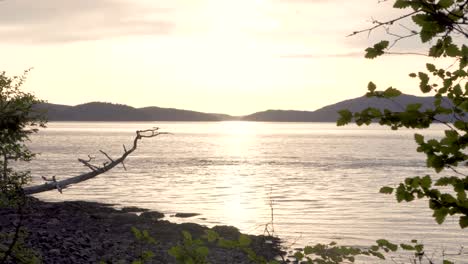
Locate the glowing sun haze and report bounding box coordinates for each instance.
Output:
[0,0,431,115]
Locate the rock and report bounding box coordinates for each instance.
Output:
[0,197,283,263]
[173,212,200,218]
[140,211,164,220]
[49,248,61,254]
[46,218,60,225]
[212,225,241,239]
[121,206,149,213]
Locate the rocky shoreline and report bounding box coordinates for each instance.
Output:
[0,197,282,263]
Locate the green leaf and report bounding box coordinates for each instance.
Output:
[365,48,379,59]
[433,208,449,224]
[218,238,237,248]
[426,63,436,72]
[420,175,432,189]
[420,28,436,43]
[406,103,421,111]
[196,246,209,257]
[375,40,389,50]
[303,246,314,255]
[379,186,394,194]
[460,45,468,68]
[204,230,219,242]
[445,44,460,57]
[418,72,431,93]
[400,244,415,250]
[459,216,468,228]
[368,81,377,92]
[387,242,398,251]
[438,0,454,8]
[441,194,456,204]
[370,251,385,260]
[142,250,155,260]
[454,121,466,130]
[443,260,454,264]
[444,129,458,139]
[394,0,413,8]
[168,246,182,258]
[365,41,389,59]
[383,87,402,98]
[238,234,251,247]
[429,40,444,57]
[182,230,192,241]
[396,184,413,202]
[376,239,389,247]
[414,134,424,144]
[412,14,429,26]
[294,251,304,260]
[131,227,142,240]
[415,244,424,252]
[337,110,352,126]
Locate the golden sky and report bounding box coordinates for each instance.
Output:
[0,0,435,115]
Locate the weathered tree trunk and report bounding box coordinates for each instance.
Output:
[23,128,167,195]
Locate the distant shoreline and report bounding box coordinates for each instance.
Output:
[36,94,457,122]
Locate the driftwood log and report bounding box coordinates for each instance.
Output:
[23,128,167,195]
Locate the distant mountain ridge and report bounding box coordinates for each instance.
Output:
[242,94,452,122]
[36,94,455,122]
[36,102,234,121]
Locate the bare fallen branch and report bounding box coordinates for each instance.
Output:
[23,128,168,195]
[99,150,114,163]
[78,156,99,172]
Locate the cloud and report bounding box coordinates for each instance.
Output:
[0,0,174,43]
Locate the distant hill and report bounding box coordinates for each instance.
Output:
[35,102,236,121]
[243,94,455,122]
[36,94,458,122]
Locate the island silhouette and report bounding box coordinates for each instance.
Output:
[36,94,454,122]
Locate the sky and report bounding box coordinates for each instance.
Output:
[0,0,441,115]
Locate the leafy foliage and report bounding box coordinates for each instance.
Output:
[0,229,40,264]
[129,227,157,264]
[166,230,447,264]
[291,241,386,264]
[169,231,211,264]
[0,70,45,264]
[0,70,46,197]
[168,229,282,264]
[339,0,468,228]
[365,40,390,59]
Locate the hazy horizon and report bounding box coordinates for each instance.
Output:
[42,92,436,117]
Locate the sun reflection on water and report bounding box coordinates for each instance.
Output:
[217,121,266,231]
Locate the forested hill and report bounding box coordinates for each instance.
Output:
[242,94,454,122]
[35,102,236,121]
[37,95,455,122]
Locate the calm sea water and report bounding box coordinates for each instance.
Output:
[26,122,468,261]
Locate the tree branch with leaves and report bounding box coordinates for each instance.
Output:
[338,0,468,230]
